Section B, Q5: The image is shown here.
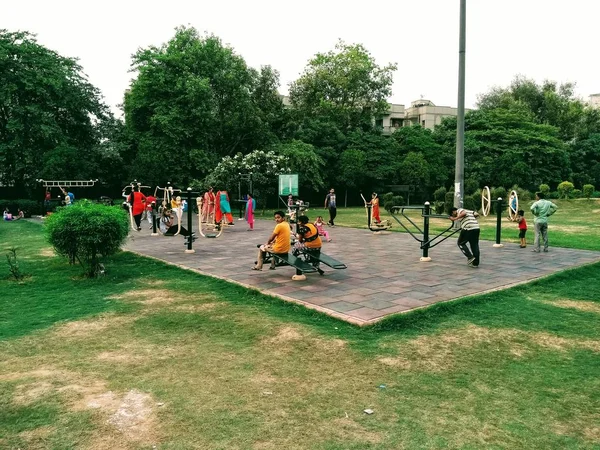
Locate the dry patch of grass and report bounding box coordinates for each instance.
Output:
[38,248,55,257]
[53,314,135,338]
[18,425,55,449]
[4,365,162,448]
[546,299,600,314]
[171,302,221,313]
[13,381,53,405]
[328,417,383,444]
[96,342,183,365]
[551,225,599,233]
[554,418,600,442]
[378,325,600,371]
[109,287,214,307]
[263,325,305,344]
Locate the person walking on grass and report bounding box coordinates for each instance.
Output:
[530,191,558,253]
[450,207,481,267]
[324,188,337,226]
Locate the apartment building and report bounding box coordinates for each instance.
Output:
[377,99,461,133]
[281,95,460,132]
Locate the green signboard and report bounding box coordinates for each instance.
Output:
[278,174,299,196]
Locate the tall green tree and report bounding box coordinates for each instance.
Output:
[392,125,450,191]
[124,27,283,187]
[289,40,397,131]
[434,108,569,191]
[477,76,588,141]
[0,29,110,192]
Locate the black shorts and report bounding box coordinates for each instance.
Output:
[519,229,527,239]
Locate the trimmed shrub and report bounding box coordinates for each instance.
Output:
[463,195,477,212]
[45,200,129,277]
[539,184,551,196]
[557,181,574,199]
[433,187,447,214]
[583,184,595,199]
[444,190,455,214]
[491,186,507,202]
[490,187,506,213]
[384,195,404,212]
[465,178,479,196]
[572,189,582,199]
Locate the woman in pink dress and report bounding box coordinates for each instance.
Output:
[246,193,256,230]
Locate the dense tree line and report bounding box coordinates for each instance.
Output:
[2,27,600,203]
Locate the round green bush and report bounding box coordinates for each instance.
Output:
[45,200,129,277]
[582,184,595,199]
[557,181,575,199]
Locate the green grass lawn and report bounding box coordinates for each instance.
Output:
[260,198,600,251]
[1,219,599,449]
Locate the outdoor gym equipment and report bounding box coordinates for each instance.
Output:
[481,186,491,217]
[389,202,461,261]
[37,179,98,211]
[155,182,183,234]
[507,190,519,222]
[196,195,224,238]
[234,173,253,220]
[360,193,392,232]
[122,180,151,232]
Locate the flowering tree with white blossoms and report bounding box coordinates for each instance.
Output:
[200,150,291,207]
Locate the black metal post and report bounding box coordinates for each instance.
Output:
[185,188,195,253]
[366,203,372,228]
[422,202,431,260]
[151,201,158,236]
[494,197,504,248]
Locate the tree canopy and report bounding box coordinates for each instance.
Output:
[0,29,110,193]
[123,27,284,187]
[289,40,397,130]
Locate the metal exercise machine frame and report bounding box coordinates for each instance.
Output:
[122,180,151,232]
[360,193,392,232]
[389,202,460,261]
[507,190,519,222]
[481,186,491,217]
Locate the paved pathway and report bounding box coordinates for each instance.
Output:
[124,217,600,325]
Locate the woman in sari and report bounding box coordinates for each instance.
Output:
[215,190,234,225]
[246,193,256,230]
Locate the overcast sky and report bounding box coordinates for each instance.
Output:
[4,0,599,115]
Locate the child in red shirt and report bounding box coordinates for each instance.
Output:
[516,209,527,248]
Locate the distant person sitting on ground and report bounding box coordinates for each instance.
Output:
[253,210,290,271]
[3,207,13,221]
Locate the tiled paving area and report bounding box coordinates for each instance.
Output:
[124,217,600,325]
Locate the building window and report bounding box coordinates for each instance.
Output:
[422,120,426,127]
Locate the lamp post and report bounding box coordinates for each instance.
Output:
[454,0,466,210]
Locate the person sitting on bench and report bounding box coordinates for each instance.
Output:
[295,215,324,275]
[253,210,290,270]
